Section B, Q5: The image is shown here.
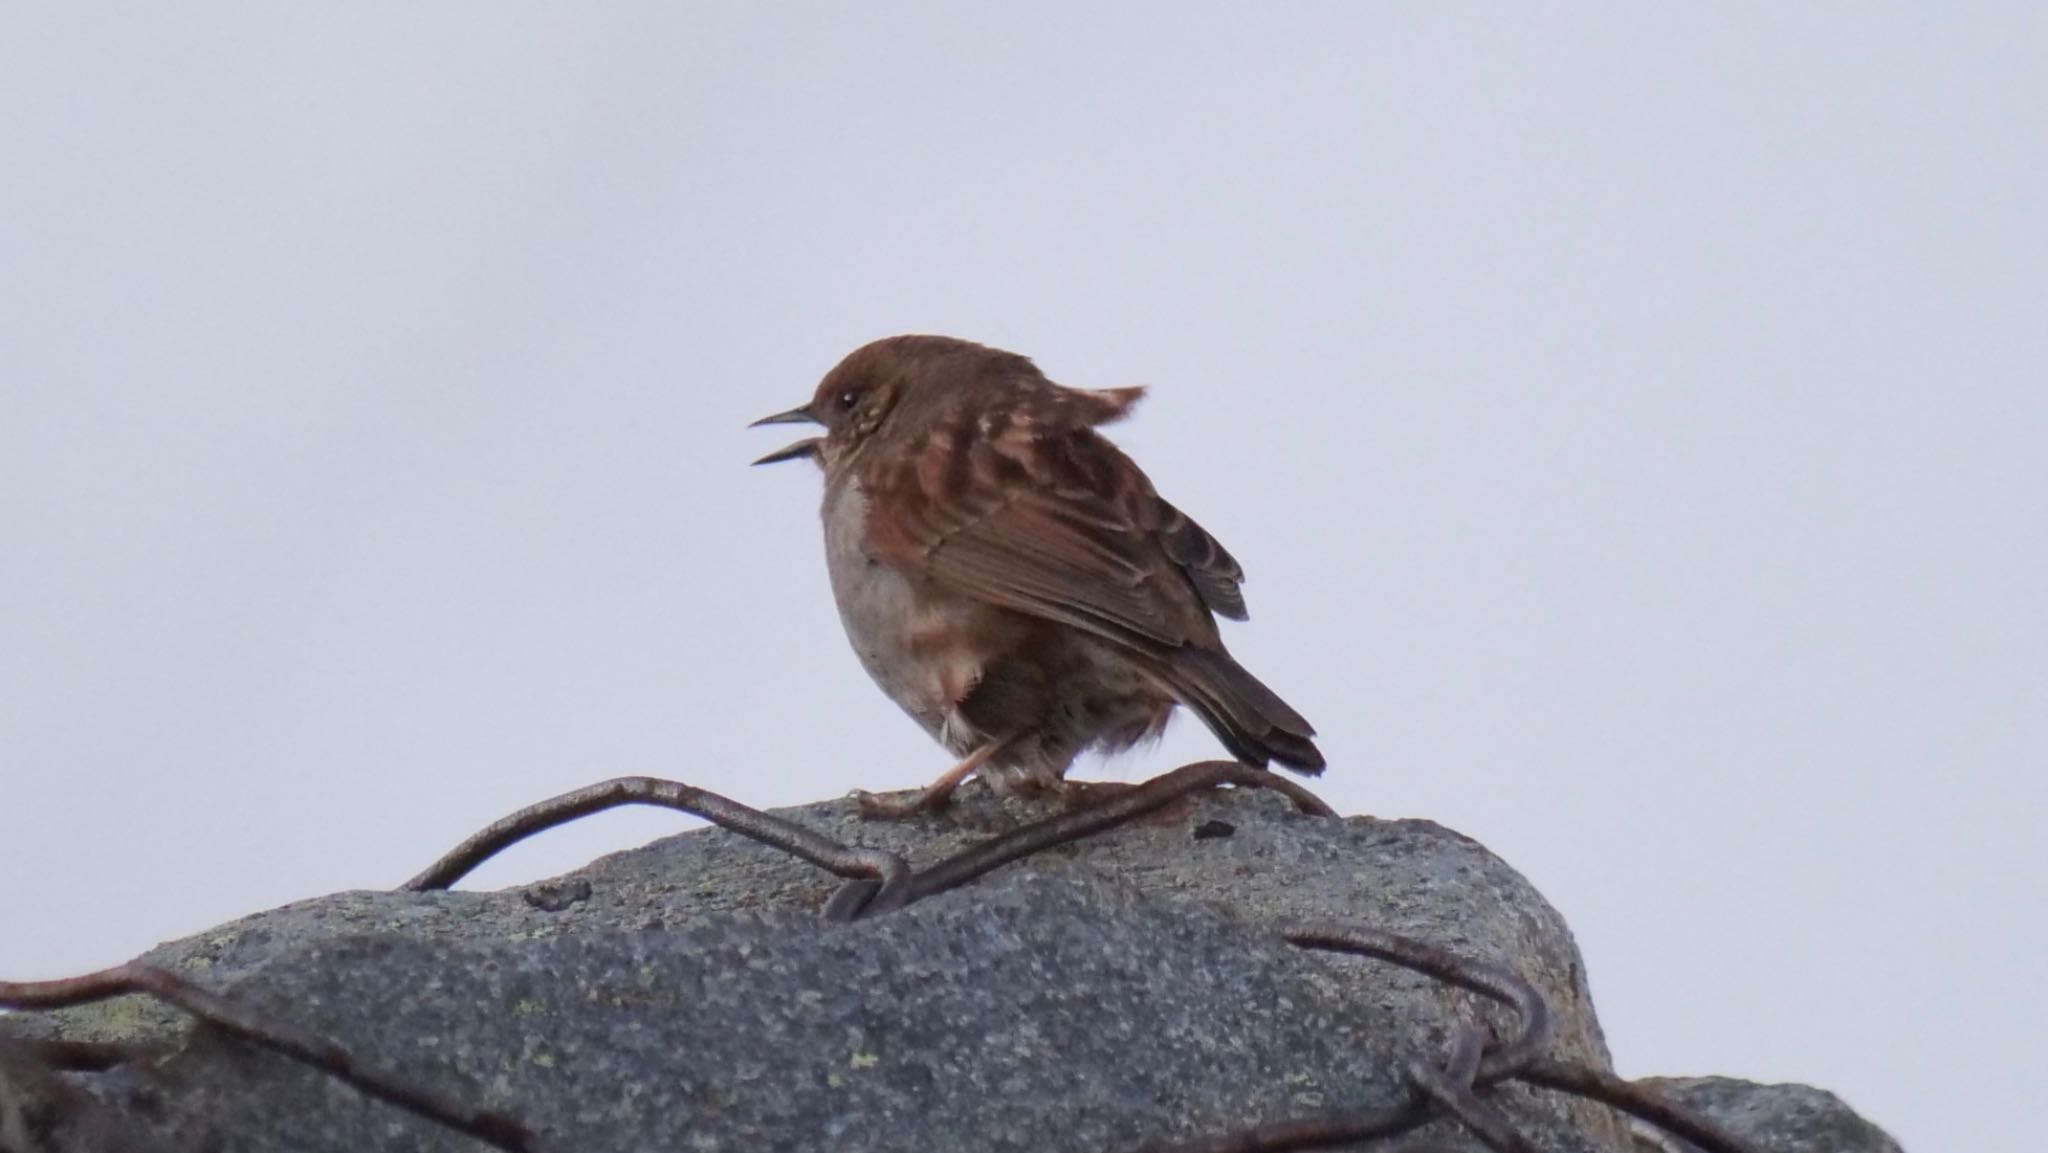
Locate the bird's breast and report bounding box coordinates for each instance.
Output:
[820,475,987,741]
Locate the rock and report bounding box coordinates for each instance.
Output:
[0,782,1900,1152]
[0,1039,175,1153]
[1633,1078,1904,1153]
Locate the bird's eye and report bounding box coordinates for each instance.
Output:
[836,390,859,412]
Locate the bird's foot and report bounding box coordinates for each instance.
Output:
[1050,777,1205,826]
[851,783,961,820]
[852,741,1004,821]
[1053,778,1140,810]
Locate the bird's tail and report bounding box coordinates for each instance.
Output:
[1162,647,1325,774]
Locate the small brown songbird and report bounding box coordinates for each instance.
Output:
[752,335,1323,816]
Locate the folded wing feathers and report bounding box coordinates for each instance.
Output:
[876,384,1248,651]
[1156,501,1249,621]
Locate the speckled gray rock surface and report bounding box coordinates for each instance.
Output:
[0,1039,175,1153]
[1632,1078,1905,1153]
[0,783,1902,1152]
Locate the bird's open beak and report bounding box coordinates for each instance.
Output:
[749,403,822,465]
[749,404,818,428]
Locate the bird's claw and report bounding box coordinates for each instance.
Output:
[851,787,954,821]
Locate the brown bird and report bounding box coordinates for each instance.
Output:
[752,335,1322,816]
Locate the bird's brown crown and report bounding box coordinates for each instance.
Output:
[800,335,1143,470]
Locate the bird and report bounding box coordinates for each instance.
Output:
[751,334,1322,817]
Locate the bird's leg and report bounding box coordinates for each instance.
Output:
[853,741,1003,820]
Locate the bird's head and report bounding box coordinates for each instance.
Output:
[749,334,1065,472]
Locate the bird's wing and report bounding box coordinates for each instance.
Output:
[1156,498,1247,621]
[861,406,1243,651]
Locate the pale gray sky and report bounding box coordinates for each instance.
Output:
[2,6,2041,1151]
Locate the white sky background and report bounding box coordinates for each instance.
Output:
[1,5,2041,1149]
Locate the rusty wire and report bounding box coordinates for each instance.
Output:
[0,762,1760,1153]
[402,760,1333,922]
[1130,922,1758,1153]
[1407,1050,1543,1153]
[0,961,536,1151]
[402,774,913,895]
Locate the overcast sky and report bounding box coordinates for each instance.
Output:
[2,5,2041,1150]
